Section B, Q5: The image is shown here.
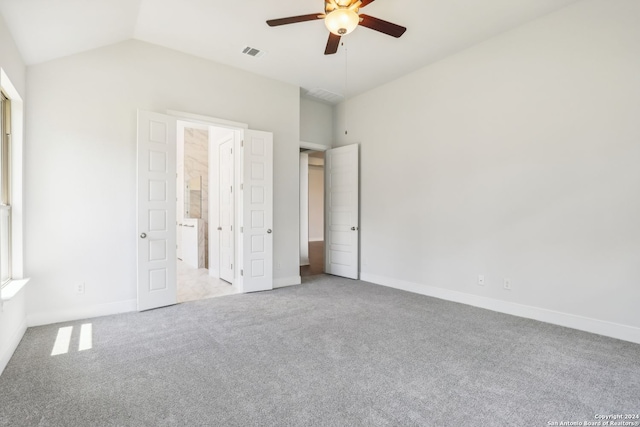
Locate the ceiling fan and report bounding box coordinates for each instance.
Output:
[266,0,407,55]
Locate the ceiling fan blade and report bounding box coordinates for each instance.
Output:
[360,0,375,7]
[266,14,323,27]
[324,33,341,55]
[358,14,406,38]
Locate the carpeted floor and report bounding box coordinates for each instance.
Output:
[1,275,639,426]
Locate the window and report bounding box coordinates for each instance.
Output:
[0,92,11,286]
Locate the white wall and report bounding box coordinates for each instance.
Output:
[334,0,640,342]
[300,97,333,148]
[0,16,24,97]
[308,165,324,242]
[25,40,301,324]
[0,13,27,374]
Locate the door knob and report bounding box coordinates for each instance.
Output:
[351,226,359,231]
[217,226,222,231]
[267,229,272,234]
[140,233,147,239]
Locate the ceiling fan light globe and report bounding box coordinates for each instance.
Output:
[325,9,359,36]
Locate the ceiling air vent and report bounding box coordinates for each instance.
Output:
[241,46,265,58]
[305,88,344,104]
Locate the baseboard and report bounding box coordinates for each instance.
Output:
[308,238,324,243]
[361,273,640,345]
[274,276,302,289]
[0,319,26,376]
[27,299,137,327]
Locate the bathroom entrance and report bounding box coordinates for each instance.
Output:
[137,110,274,311]
[176,121,237,303]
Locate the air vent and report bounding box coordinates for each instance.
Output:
[305,88,344,104]
[241,46,266,58]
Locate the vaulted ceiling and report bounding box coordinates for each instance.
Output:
[0,0,581,100]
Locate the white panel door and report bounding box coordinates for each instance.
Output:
[137,110,177,311]
[219,137,234,283]
[241,130,273,292]
[325,144,359,279]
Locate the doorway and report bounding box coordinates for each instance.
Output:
[298,143,360,282]
[137,109,275,311]
[300,149,325,277]
[176,122,236,302]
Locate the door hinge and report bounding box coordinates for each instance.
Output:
[241,269,243,276]
[240,226,243,233]
[231,263,233,270]
[231,225,233,231]
[231,148,233,154]
[241,140,244,147]
[231,185,233,193]
[240,183,243,190]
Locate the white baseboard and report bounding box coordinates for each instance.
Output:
[274,276,302,289]
[27,299,137,327]
[308,238,324,243]
[361,273,640,345]
[0,319,26,376]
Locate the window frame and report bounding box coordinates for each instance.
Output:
[0,92,12,287]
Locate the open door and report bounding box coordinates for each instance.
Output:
[240,130,273,292]
[136,110,177,311]
[325,144,359,279]
[218,136,235,283]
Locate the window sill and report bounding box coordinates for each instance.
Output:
[1,278,30,302]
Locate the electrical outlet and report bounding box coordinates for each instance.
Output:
[478,275,485,286]
[75,282,85,295]
[503,278,512,290]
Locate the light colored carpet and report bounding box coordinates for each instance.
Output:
[1,275,639,426]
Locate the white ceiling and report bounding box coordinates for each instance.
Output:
[0,0,581,101]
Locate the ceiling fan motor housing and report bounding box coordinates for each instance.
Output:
[325,8,360,36]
